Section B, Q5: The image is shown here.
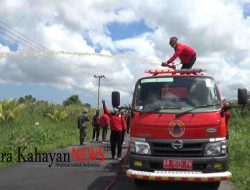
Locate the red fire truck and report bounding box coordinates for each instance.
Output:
[112,68,248,189]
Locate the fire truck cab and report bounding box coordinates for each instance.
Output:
[112,69,248,189]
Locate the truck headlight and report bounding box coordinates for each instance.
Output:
[205,141,227,156]
[130,141,151,155]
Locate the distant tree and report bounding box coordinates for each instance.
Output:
[36,100,48,105]
[18,97,25,104]
[18,95,36,104]
[63,95,82,106]
[84,103,91,108]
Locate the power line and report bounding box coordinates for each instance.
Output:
[0,20,97,76]
[0,20,74,63]
[0,21,160,66]
[0,20,72,65]
[0,21,147,103]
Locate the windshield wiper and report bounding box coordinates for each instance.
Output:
[140,106,181,114]
[176,104,220,117]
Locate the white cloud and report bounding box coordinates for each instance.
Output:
[0,0,250,106]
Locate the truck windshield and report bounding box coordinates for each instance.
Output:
[133,76,221,113]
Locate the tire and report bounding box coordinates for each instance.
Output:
[112,91,120,108]
[238,88,248,105]
[204,182,220,189]
[134,179,144,186]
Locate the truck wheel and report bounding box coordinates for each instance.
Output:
[134,179,144,186]
[205,182,220,189]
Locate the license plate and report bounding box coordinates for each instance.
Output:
[163,159,193,170]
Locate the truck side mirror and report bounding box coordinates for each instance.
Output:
[112,91,120,108]
[238,88,248,106]
[223,99,231,112]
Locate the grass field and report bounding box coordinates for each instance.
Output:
[0,100,249,189]
[0,102,94,168]
[228,107,250,190]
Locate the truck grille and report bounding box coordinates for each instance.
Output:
[150,142,204,157]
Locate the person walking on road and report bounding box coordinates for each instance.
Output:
[77,109,89,145]
[100,112,109,143]
[92,109,100,142]
[162,37,196,69]
[102,100,124,160]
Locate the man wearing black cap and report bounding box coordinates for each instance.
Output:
[162,37,196,69]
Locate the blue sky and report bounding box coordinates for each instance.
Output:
[243,3,250,18]
[0,84,69,103]
[107,20,153,41]
[0,0,250,107]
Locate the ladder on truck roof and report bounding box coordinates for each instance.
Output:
[145,69,206,76]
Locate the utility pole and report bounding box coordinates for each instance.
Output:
[94,75,105,109]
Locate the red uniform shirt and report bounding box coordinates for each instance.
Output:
[92,114,100,126]
[103,104,124,131]
[121,116,127,131]
[168,42,196,64]
[100,113,109,127]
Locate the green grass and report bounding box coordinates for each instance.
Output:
[229,107,250,190]
[0,103,95,168]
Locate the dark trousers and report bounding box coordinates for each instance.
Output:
[79,127,87,145]
[110,130,122,158]
[121,130,126,143]
[92,125,100,141]
[181,55,196,69]
[127,125,130,134]
[101,126,108,142]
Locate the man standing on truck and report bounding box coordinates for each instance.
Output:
[162,37,196,69]
[102,100,124,160]
[77,109,89,145]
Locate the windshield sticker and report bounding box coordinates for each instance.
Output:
[157,78,173,82]
[141,78,173,83]
[141,78,157,83]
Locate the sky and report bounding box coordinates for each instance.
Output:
[0,0,250,108]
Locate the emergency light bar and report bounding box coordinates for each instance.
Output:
[145,69,206,75]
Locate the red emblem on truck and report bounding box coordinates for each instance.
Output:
[169,120,185,138]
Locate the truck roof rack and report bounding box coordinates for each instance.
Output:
[144,69,206,76]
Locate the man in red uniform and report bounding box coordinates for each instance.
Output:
[100,112,109,143]
[102,100,125,160]
[162,37,196,69]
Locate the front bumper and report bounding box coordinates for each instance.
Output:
[129,153,228,173]
[127,153,231,182]
[126,169,232,182]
